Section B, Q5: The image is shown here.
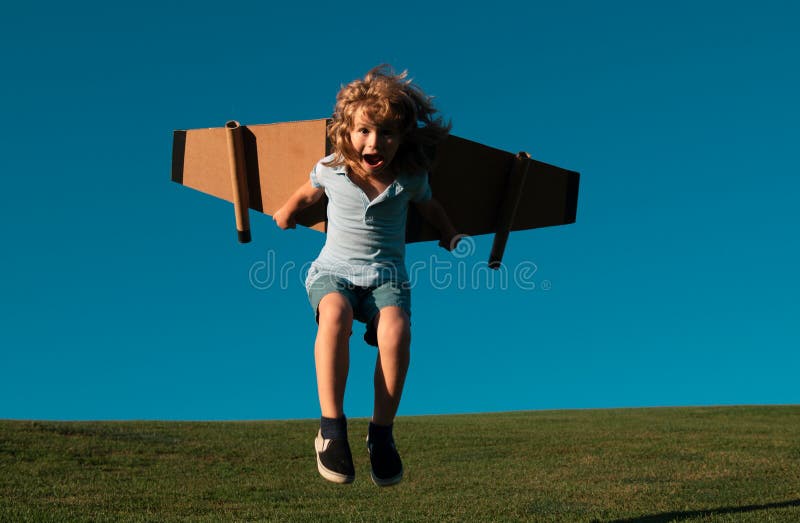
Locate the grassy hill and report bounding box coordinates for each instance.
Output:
[1,406,799,522]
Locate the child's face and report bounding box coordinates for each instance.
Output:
[348,108,402,176]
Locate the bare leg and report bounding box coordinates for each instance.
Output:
[372,306,411,426]
[315,293,353,419]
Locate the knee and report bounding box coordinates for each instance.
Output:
[317,293,353,331]
[376,307,411,347]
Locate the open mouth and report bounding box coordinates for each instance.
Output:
[363,154,384,167]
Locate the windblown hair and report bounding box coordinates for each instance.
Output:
[325,65,451,174]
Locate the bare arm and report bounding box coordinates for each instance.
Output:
[273,179,325,230]
[413,198,462,251]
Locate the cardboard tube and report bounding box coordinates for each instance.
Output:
[225,120,251,243]
[489,152,531,269]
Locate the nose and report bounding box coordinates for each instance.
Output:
[365,131,378,149]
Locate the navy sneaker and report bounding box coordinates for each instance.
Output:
[366,435,403,486]
[315,430,355,484]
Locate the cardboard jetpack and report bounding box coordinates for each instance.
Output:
[171,119,580,268]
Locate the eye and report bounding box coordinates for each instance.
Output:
[358,128,370,135]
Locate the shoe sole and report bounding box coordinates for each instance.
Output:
[370,469,403,487]
[315,433,355,484]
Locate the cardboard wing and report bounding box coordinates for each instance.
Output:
[171,119,579,266]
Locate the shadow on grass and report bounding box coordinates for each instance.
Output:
[601,498,800,522]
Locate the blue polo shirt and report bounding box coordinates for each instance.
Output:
[305,154,432,289]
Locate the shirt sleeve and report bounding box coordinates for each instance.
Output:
[411,172,432,203]
[310,162,324,189]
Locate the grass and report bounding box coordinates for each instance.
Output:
[1,406,799,522]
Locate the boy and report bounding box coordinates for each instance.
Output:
[274,65,459,486]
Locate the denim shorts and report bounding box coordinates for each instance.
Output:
[308,275,411,347]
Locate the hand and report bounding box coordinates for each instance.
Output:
[273,207,296,230]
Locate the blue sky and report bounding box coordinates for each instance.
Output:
[1,1,798,420]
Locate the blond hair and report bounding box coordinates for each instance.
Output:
[325,65,451,174]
